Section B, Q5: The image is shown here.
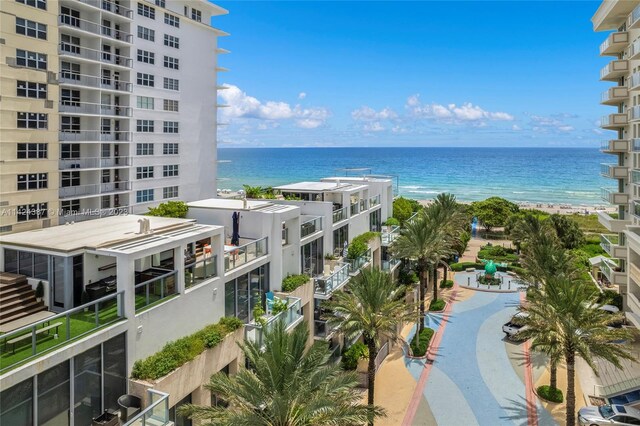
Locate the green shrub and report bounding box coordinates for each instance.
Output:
[429,299,445,311]
[281,274,310,292]
[383,217,400,227]
[341,342,369,370]
[399,270,419,285]
[346,240,368,260]
[130,318,243,380]
[450,262,485,272]
[410,327,434,357]
[272,298,289,315]
[537,385,563,403]
[147,201,188,218]
[439,279,454,289]
[598,289,623,310]
[35,281,44,299]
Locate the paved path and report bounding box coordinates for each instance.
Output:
[402,290,557,426]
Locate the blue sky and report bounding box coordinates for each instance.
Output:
[213,1,608,147]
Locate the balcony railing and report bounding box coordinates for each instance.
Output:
[600,139,629,153]
[631,4,640,29]
[601,87,628,104]
[59,130,132,142]
[59,156,132,170]
[359,199,368,211]
[59,72,132,92]
[333,206,347,223]
[314,319,336,339]
[59,43,132,68]
[59,15,133,43]
[600,234,619,255]
[224,237,268,271]
[348,249,372,273]
[350,202,359,216]
[369,194,381,207]
[601,187,629,205]
[185,255,218,288]
[382,225,400,245]
[245,296,302,346]
[600,60,628,80]
[301,217,322,238]
[77,0,134,19]
[59,101,132,117]
[600,31,628,56]
[314,263,350,296]
[630,106,640,122]
[135,269,177,313]
[600,163,627,179]
[382,258,401,271]
[0,291,124,372]
[59,181,131,199]
[123,390,170,426]
[601,113,628,128]
[630,73,640,91]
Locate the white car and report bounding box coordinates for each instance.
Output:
[502,312,529,341]
[578,405,640,425]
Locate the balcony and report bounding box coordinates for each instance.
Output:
[59,156,132,170]
[185,254,218,288]
[600,234,627,259]
[314,319,337,340]
[381,225,400,246]
[332,206,347,223]
[630,73,640,91]
[59,101,132,117]
[314,263,350,298]
[369,194,381,207]
[382,257,401,272]
[601,113,628,129]
[301,216,322,238]
[601,87,628,105]
[359,199,368,212]
[59,72,132,92]
[350,202,359,216]
[74,0,134,19]
[59,15,133,43]
[0,291,124,373]
[597,210,631,233]
[600,163,628,179]
[59,181,131,199]
[600,31,629,56]
[600,60,629,81]
[600,139,629,154]
[224,237,268,271]
[59,43,132,68]
[629,263,640,285]
[631,106,640,122]
[601,187,630,205]
[245,296,303,347]
[600,259,626,286]
[134,269,178,313]
[59,130,132,142]
[630,4,640,29]
[123,390,170,426]
[348,249,372,274]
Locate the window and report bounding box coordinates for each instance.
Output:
[136,166,154,179]
[155,0,165,6]
[163,186,178,198]
[137,3,155,19]
[17,173,48,190]
[136,143,154,155]
[163,56,179,70]
[163,121,178,133]
[16,18,47,40]
[60,7,80,27]
[164,34,179,48]
[136,189,154,203]
[61,61,80,80]
[137,120,154,132]
[61,171,80,187]
[61,89,80,106]
[60,34,80,54]
[163,77,179,91]
[17,112,47,129]
[16,0,47,10]
[137,96,154,109]
[137,25,155,41]
[17,81,46,99]
[15,49,47,70]
[61,144,80,159]
[164,13,179,27]
[17,143,47,159]
[61,200,80,215]
[137,73,154,87]
[163,143,178,154]
[191,8,202,22]
[163,99,179,112]
[101,118,111,134]
[163,164,179,177]
[17,203,48,222]
[137,49,155,64]
[61,116,80,132]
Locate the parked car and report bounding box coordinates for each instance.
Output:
[502,312,529,341]
[578,404,640,425]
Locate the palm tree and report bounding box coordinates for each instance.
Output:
[325,268,414,425]
[519,231,580,287]
[242,184,264,199]
[391,210,448,331]
[519,278,635,426]
[179,321,383,425]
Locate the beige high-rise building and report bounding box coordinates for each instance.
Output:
[593,0,640,328]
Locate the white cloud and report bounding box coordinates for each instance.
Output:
[298,92,307,100]
[528,114,576,133]
[405,94,514,124]
[512,124,522,131]
[351,106,398,121]
[362,122,385,132]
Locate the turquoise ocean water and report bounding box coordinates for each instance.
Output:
[217,147,610,206]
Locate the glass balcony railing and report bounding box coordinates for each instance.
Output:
[134,270,177,313]
[632,4,640,28]
[0,291,125,372]
[59,72,133,92]
[600,234,620,255]
[359,199,368,211]
[332,206,347,223]
[369,194,381,207]
[381,225,400,245]
[601,163,614,177]
[600,259,619,283]
[631,72,640,89]
[301,217,322,238]
[59,43,133,68]
[59,101,132,116]
[348,249,372,273]
[78,0,134,19]
[185,255,218,288]
[59,130,132,142]
[634,139,640,152]
[350,202,359,216]
[245,297,302,346]
[124,390,170,426]
[59,15,133,42]
[224,237,268,271]
[59,156,131,170]
[314,263,350,296]
[382,258,401,271]
[59,181,131,199]
[314,319,336,339]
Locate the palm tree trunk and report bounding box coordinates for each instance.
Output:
[419,269,426,332]
[550,363,557,390]
[432,267,438,303]
[565,351,576,426]
[442,263,447,285]
[367,339,378,426]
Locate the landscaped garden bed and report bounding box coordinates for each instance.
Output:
[409,327,434,357]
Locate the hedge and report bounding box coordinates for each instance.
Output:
[439,279,454,289]
[281,274,310,292]
[537,385,563,403]
[131,317,244,380]
[410,328,434,357]
[450,262,485,272]
[342,342,369,370]
[429,299,445,311]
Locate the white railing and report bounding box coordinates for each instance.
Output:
[59,130,132,142]
[59,181,131,198]
[301,216,322,238]
[59,15,133,42]
[630,72,640,90]
[59,101,132,116]
[59,72,132,92]
[59,43,132,68]
[245,296,303,346]
[224,237,268,271]
[314,263,350,296]
[333,206,348,223]
[369,194,381,207]
[382,225,400,245]
[76,0,134,19]
[59,157,131,170]
[124,390,170,426]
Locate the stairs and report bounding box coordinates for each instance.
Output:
[0,272,46,326]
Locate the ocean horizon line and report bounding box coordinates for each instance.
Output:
[218,146,600,150]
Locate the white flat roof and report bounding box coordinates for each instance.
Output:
[274,181,354,192]
[0,215,207,253]
[323,176,393,183]
[187,198,273,211]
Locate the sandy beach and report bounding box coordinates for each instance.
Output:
[417,199,616,216]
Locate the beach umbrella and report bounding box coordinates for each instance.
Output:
[231,212,240,245]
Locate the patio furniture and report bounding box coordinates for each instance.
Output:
[117,394,141,422]
[4,321,62,354]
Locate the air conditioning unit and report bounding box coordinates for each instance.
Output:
[6,57,18,67]
[44,100,54,109]
[42,219,51,228]
[47,72,58,84]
